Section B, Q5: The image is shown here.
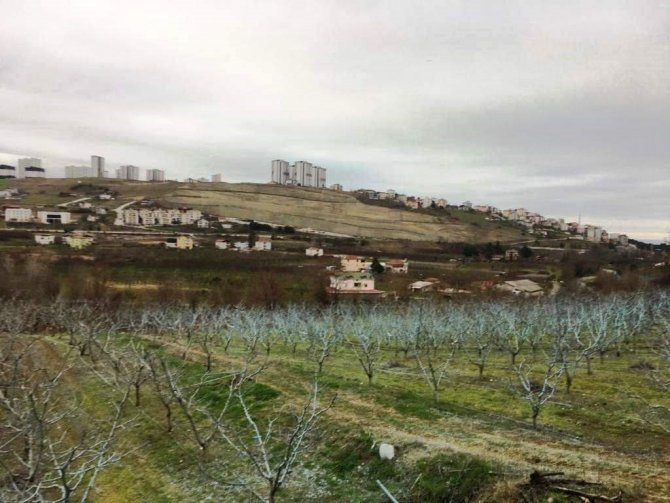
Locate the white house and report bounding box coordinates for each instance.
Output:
[34,234,56,245]
[215,240,230,250]
[196,219,210,229]
[4,207,33,223]
[384,258,408,274]
[306,247,324,257]
[409,280,437,293]
[98,194,113,200]
[64,232,94,249]
[234,241,249,251]
[37,211,72,225]
[254,238,272,251]
[326,273,384,296]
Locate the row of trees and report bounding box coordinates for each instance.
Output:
[1,292,669,500]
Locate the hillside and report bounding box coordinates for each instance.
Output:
[7,178,523,243]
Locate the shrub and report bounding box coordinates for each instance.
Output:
[410,452,496,503]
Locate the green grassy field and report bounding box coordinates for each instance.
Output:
[17,328,669,503]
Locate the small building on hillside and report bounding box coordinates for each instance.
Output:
[326,273,384,296]
[165,235,194,250]
[34,234,56,245]
[37,211,72,225]
[496,279,544,297]
[254,237,272,251]
[341,255,372,272]
[409,280,437,293]
[196,218,210,229]
[505,249,520,261]
[306,247,324,257]
[234,241,249,251]
[4,207,33,223]
[215,240,230,250]
[384,258,408,273]
[64,232,94,249]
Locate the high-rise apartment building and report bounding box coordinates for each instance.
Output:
[211,173,222,182]
[313,166,327,188]
[146,169,166,182]
[91,155,105,178]
[117,165,141,180]
[0,165,16,179]
[270,159,327,187]
[271,160,292,184]
[18,158,45,178]
[294,161,313,186]
[65,165,95,178]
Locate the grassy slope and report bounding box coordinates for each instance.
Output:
[7,178,523,243]
[32,332,670,502]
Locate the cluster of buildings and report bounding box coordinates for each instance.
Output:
[0,158,46,179]
[355,189,448,209]
[183,174,223,183]
[4,208,72,225]
[356,188,628,246]
[475,206,629,245]
[34,231,95,250]
[64,156,166,182]
[119,207,204,227]
[270,160,330,188]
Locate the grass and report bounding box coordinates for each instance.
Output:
[6,331,670,502]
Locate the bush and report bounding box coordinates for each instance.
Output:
[410,452,496,503]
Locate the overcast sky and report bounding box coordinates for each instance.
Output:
[0,1,668,241]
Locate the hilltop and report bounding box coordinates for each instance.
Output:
[6,178,523,243]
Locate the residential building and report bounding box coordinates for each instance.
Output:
[98,194,113,200]
[313,166,327,188]
[306,247,324,257]
[91,155,105,178]
[409,280,437,293]
[4,207,33,222]
[65,165,95,178]
[34,234,56,245]
[64,232,94,249]
[271,160,292,184]
[496,279,544,297]
[294,161,313,186]
[146,169,165,182]
[117,165,141,180]
[384,258,408,273]
[330,184,343,191]
[341,255,372,272]
[0,165,16,179]
[165,235,194,250]
[505,249,520,261]
[254,237,272,251]
[326,272,383,295]
[233,241,249,251]
[18,158,45,178]
[435,198,448,208]
[215,240,230,250]
[196,219,210,228]
[211,173,222,183]
[37,211,72,225]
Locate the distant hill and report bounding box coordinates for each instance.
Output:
[8,178,524,243]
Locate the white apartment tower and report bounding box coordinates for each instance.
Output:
[294,161,313,186]
[18,158,45,178]
[65,165,95,178]
[146,169,166,182]
[313,166,327,188]
[117,165,141,180]
[91,155,105,178]
[211,173,222,182]
[271,160,292,184]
